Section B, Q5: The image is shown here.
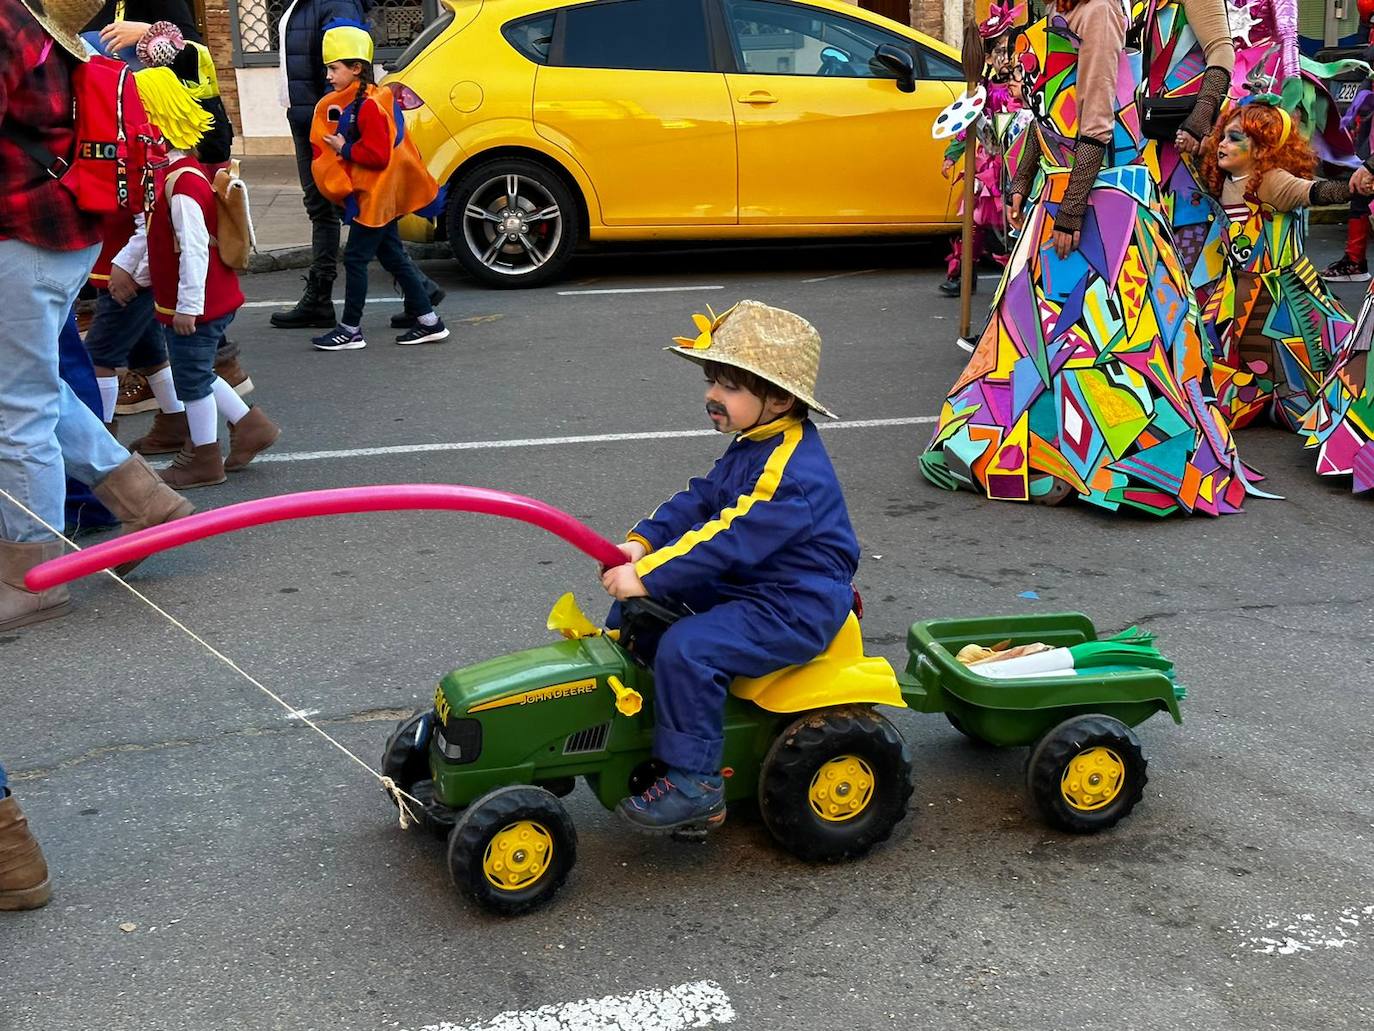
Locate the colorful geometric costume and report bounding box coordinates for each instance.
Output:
[1201,174,1355,431]
[622,416,859,773]
[1311,296,1374,492]
[920,4,1251,516]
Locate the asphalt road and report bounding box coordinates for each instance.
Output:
[3,232,1372,1031]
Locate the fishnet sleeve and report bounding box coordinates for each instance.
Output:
[1309,178,1353,207]
[1008,127,1041,201]
[1179,65,1232,143]
[1052,137,1106,234]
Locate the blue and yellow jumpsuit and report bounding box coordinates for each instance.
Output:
[621,414,859,774]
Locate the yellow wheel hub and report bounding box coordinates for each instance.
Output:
[482,820,553,892]
[1060,746,1126,812]
[808,755,875,823]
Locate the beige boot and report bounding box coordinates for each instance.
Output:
[0,539,70,633]
[93,454,196,575]
[158,443,226,489]
[0,791,52,910]
[225,407,281,472]
[129,410,190,456]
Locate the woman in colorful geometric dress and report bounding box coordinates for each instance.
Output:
[1195,101,1358,435]
[920,0,1252,516]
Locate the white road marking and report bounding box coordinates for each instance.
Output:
[1232,903,1374,955]
[556,285,725,296]
[283,708,321,720]
[802,268,878,284]
[253,415,938,464]
[409,979,735,1031]
[240,296,406,309]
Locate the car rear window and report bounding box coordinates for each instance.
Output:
[505,13,555,63]
[554,0,713,73]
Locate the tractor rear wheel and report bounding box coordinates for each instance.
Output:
[1025,714,1147,833]
[758,706,913,863]
[447,786,577,916]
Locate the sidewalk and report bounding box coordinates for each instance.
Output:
[240,156,449,273]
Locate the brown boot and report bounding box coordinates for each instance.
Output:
[213,353,254,399]
[0,792,52,910]
[0,539,71,633]
[159,443,226,489]
[225,407,281,472]
[93,454,196,575]
[129,410,190,456]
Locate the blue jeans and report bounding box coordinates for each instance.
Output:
[59,310,119,532]
[0,239,128,543]
[165,312,235,402]
[82,288,166,371]
[342,221,433,327]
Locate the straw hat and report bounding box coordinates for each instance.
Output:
[21,0,104,61]
[667,299,837,418]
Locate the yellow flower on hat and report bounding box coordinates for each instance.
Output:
[671,304,735,351]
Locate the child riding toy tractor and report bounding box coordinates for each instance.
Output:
[382,592,1184,916]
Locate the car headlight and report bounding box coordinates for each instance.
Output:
[434,717,482,764]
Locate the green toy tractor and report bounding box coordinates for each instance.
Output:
[382,594,1184,916]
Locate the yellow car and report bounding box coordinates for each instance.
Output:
[386,0,964,287]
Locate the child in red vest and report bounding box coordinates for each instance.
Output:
[309,21,447,351]
[138,68,280,487]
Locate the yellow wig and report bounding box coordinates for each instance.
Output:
[134,66,212,151]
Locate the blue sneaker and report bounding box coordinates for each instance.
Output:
[617,768,725,833]
[312,325,366,351]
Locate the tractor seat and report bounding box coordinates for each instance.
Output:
[729,612,905,713]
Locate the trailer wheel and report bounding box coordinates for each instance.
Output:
[759,707,913,863]
[448,786,577,916]
[1025,715,1147,833]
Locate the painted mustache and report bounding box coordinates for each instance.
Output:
[706,402,728,418]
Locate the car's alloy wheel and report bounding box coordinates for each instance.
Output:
[448,158,580,288]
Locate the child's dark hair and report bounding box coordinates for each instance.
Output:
[702,360,808,419]
[342,60,375,145]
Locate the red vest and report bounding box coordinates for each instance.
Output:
[148,156,243,325]
[89,210,139,289]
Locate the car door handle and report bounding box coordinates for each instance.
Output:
[737,91,778,104]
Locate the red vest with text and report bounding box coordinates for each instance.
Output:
[148,156,243,325]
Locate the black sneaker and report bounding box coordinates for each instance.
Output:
[1322,256,1370,282]
[312,325,366,351]
[390,287,448,329]
[395,318,450,345]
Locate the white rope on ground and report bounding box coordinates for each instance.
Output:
[0,487,424,830]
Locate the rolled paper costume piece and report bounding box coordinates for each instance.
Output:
[25,485,626,591]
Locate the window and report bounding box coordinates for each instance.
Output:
[919,47,963,81]
[724,0,912,78]
[233,0,442,64]
[554,0,712,73]
[505,13,555,64]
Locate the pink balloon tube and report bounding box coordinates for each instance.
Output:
[26,485,627,591]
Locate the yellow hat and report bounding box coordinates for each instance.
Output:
[134,67,213,151]
[20,0,104,62]
[322,23,374,66]
[667,300,837,418]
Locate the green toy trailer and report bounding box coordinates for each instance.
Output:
[382,596,1184,916]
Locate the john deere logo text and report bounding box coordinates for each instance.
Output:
[433,684,452,724]
[467,678,598,714]
[78,141,119,161]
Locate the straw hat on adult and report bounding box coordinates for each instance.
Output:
[20,0,104,61]
[667,299,838,418]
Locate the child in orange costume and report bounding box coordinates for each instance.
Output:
[308,21,446,351]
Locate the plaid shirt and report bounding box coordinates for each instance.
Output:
[0,0,101,250]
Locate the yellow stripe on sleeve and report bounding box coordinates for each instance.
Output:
[634,422,804,579]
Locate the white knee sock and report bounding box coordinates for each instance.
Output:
[210,376,251,424]
[184,395,219,447]
[96,376,119,422]
[146,367,186,414]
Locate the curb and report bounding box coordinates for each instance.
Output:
[246,239,452,273]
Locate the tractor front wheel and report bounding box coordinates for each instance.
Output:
[1025,715,1147,833]
[759,706,913,863]
[447,786,577,916]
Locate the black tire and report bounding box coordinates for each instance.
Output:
[1025,714,1147,833]
[446,157,581,289]
[381,711,432,800]
[447,786,577,916]
[758,706,913,863]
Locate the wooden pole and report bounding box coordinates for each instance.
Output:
[959,18,986,344]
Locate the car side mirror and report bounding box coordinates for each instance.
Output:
[871,44,916,93]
